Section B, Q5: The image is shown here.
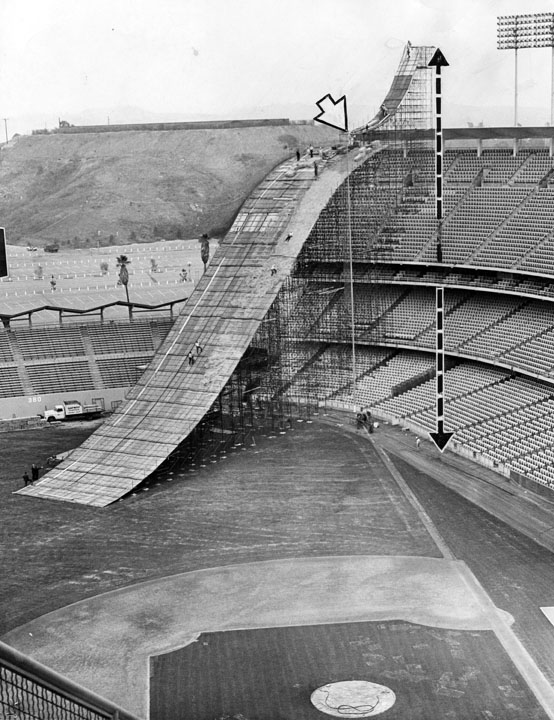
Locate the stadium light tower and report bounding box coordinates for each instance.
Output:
[498,13,554,126]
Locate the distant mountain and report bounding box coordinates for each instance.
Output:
[9,100,552,141]
[0,122,337,247]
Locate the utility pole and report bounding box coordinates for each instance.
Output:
[313,94,354,402]
[3,118,8,144]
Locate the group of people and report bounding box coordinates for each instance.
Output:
[187,340,204,366]
[295,146,319,178]
[356,408,374,434]
[179,267,193,282]
[22,463,41,487]
[295,145,317,162]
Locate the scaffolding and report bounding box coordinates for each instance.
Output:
[19,43,441,504]
[137,42,440,481]
[251,43,439,410]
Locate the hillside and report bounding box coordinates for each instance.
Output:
[0,124,339,247]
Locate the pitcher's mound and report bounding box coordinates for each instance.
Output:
[311,680,396,717]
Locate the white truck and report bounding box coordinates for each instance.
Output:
[44,400,103,422]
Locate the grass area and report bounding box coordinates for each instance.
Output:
[0,422,440,634]
[1,421,102,493]
[150,620,547,720]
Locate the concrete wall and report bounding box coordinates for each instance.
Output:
[1,387,129,420]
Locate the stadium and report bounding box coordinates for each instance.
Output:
[5,30,554,720]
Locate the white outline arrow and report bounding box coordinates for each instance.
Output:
[314,93,348,132]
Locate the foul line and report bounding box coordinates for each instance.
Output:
[371,440,455,560]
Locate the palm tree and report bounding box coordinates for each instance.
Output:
[200,234,210,273]
[116,255,131,303]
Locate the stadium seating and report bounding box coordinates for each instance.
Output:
[15,326,86,360]
[512,150,554,185]
[0,331,14,362]
[26,361,95,394]
[353,351,434,406]
[0,366,24,398]
[284,345,393,401]
[376,362,507,420]
[87,321,155,354]
[97,357,145,388]
[371,355,554,487]
[472,189,554,268]
[419,187,533,264]
[0,320,170,399]
[10,144,554,494]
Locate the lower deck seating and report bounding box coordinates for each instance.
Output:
[0,366,24,398]
[97,357,147,388]
[283,345,393,402]
[14,326,86,360]
[26,361,95,394]
[371,354,554,488]
[0,331,14,362]
[353,352,434,406]
[0,319,171,400]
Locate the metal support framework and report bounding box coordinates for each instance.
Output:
[253,43,438,413]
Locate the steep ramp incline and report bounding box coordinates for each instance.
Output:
[357,43,435,133]
[18,150,364,506]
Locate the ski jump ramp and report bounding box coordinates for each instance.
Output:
[18,151,361,506]
[18,43,433,507]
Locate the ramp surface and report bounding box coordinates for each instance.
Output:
[18,151,359,505]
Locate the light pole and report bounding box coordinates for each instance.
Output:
[498,13,554,128]
[3,118,8,144]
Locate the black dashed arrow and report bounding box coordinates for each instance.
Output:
[428,48,454,453]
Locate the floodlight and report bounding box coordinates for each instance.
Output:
[497,13,554,125]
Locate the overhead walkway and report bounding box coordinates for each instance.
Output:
[18,149,365,506]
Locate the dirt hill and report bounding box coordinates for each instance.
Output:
[0,124,339,248]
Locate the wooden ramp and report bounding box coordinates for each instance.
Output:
[17,150,357,506]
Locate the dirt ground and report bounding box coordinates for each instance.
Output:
[5,419,554,719]
[0,420,439,634]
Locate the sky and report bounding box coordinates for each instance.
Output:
[1,0,554,137]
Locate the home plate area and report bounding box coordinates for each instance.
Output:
[149,620,547,719]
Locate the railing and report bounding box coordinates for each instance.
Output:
[0,641,141,720]
[0,297,187,329]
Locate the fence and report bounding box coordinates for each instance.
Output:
[0,642,140,720]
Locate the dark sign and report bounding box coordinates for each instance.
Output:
[0,228,7,278]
